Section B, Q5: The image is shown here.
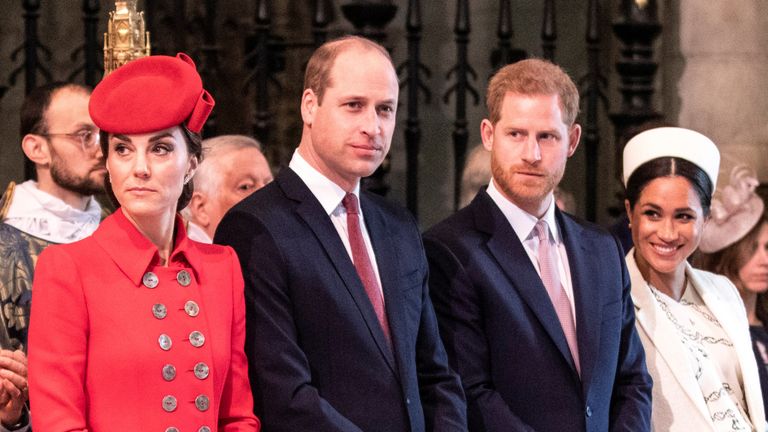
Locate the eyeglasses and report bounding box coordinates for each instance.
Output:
[40,129,100,153]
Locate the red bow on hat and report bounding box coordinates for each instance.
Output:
[89,53,215,134]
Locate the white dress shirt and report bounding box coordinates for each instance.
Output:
[486,179,576,321]
[289,151,384,297]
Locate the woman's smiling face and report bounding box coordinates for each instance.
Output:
[627,175,707,278]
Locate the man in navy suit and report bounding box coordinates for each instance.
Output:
[215,36,466,432]
[423,59,652,432]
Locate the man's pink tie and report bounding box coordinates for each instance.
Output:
[534,219,580,374]
[342,193,392,347]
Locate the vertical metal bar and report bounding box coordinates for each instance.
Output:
[404,0,422,216]
[83,0,100,87]
[451,0,470,210]
[312,0,332,48]
[610,0,662,178]
[583,0,600,221]
[173,0,187,53]
[200,0,219,136]
[496,0,512,67]
[22,0,41,180]
[491,0,526,71]
[541,0,556,61]
[22,0,41,95]
[252,0,271,146]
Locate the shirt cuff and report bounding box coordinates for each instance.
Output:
[0,407,29,432]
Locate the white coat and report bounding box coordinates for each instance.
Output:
[627,249,766,431]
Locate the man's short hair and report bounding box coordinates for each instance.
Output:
[303,35,394,105]
[20,82,91,137]
[486,59,579,126]
[193,134,264,195]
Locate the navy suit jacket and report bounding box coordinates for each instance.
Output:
[423,190,652,432]
[215,168,467,432]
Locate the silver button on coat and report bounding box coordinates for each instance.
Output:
[142,272,159,289]
[152,303,167,319]
[176,270,192,286]
[184,300,200,317]
[165,427,179,432]
[162,364,176,381]
[162,395,177,412]
[158,334,172,351]
[189,331,205,348]
[198,426,211,432]
[194,394,210,411]
[193,362,209,380]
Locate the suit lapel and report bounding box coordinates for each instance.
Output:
[558,211,600,386]
[627,251,711,421]
[474,192,578,374]
[360,194,405,376]
[277,170,397,373]
[692,266,766,425]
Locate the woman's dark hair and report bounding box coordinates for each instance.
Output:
[625,157,714,215]
[100,123,202,212]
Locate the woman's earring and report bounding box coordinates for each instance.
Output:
[183,174,191,185]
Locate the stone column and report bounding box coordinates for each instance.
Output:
[663,0,768,183]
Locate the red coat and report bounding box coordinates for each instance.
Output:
[28,208,260,431]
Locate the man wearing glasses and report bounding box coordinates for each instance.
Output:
[0,82,104,430]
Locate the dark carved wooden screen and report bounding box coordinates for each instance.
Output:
[0,0,663,223]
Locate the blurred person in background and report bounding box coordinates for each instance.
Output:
[182,134,272,243]
[698,164,768,421]
[0,82,103,431]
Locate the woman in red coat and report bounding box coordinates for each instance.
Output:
[28,53,261,431]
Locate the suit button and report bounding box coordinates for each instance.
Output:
[143,272,159,289]
[152,303,167,319]
[177,270,192,286]
[194,362,210,379]
[162,395,177,412]
[158,334,172,351]
[195,394,210,411]
[198,426,211,432]
[184,300,200,317]
[189,331,205,347]
[165,428,179,432]
[162,364,176,381]
[406,398,411,405]
[585,405,592,417]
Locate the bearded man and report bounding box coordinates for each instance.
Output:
[0,82,105,352]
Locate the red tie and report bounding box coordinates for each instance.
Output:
[534,219,580,374]
[342,193,392,346]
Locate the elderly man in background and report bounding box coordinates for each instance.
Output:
[182,134,272,243]
[0,81,104,430]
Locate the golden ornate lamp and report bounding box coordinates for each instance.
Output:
[103,0,150,76]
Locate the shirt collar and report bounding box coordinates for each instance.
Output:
[185,220,213,243]
[4,180,101,243]
[288,150,361,215]
[93,208,202,286]
[486,178,560,243]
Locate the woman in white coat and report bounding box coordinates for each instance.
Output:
[623,127,765,431]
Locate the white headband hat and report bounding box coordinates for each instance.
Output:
[622,127,721,189]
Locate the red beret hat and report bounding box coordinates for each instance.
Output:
[89,53,214,134]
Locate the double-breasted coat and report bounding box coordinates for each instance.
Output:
[28,208,260,431]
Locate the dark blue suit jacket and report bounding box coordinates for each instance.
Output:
[215,168,467,432]
[423,190,652,432]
